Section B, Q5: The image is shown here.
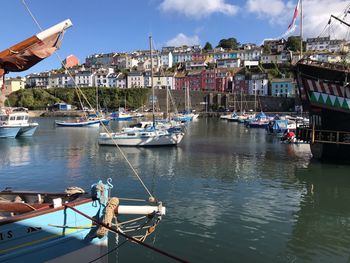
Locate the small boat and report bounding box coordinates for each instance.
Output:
[220,114,231,120]
[226,112,239,122]
[0,179,165,262]
[109,111,132,121]
[87,112,110,125]
[55,118,100,127]
[98,126,184,147]
[246,112,270,128]
[0,107,39,138]
[172,113,193,123]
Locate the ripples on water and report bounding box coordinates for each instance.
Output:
[1,117,350,262]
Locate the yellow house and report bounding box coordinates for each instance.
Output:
[5,77,25,94]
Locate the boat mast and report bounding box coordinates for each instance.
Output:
[96,86,99,113]
[166,81,169,120]
[300,0,303,58]
[254,81,257,113]
[149,35,155,127]
[240,87,243,113]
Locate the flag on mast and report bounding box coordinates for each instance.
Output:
[287,0,300,33]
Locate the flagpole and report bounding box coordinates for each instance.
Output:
[300,0,303,58]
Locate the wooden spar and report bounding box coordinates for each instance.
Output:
[0,19,72,59]
[117,205,166,215]
[0,202,50,213]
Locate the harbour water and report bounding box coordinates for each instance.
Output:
[1,117,350,262]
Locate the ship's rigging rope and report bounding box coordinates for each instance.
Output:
[20,0,155,202]
[65,204,190,263]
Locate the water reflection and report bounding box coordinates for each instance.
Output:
[288,163,350,262]
[0,138,36,167]
[2,118,350,263]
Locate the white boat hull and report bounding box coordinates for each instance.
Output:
[98,132,184,146]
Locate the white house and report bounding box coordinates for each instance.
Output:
[116,73,126,88]
[127,71,144,88]
[152,72,175,90]
[160,51,173,68]
[74,70,93,87]
[236,48,262,61]
[247,74,269,96]
[93,68,114,87]
[26,72,50,88]
[217,58,241,68]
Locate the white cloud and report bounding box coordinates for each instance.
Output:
[246,0,286,17]
[246,0,350,38]
[246,0,293,25]
[159,0,239,18]
[166,33,200,46]
[302,0,350,38]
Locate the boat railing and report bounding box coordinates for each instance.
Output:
[296,126,350,145]
[300,58,350,73]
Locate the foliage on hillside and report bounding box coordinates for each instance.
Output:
[7,87,150,110]
[6,89,60,109]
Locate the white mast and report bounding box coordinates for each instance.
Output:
[300,0,303,58]
[149,35,155,126]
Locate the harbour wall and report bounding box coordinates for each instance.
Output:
[152,89,297,113]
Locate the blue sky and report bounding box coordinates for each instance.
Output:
[1,0,348,76]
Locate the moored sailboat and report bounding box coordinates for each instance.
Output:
[98,35,185,147]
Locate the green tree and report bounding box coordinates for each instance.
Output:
[263,45,271,54]
[286,36,302,52]
[203,42,213,51]
[216,38,240,50]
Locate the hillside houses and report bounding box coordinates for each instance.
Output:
[15,36,349,99]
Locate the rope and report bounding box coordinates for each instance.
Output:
[96,197,119,238]
[21,0,155,200]
[65,204,190,263]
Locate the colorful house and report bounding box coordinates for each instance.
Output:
[271,78,295,97]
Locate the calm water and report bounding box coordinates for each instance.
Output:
[1,118,350,263]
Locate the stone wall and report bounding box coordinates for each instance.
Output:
[153,89,296,113]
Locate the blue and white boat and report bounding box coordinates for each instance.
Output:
[109,109,132,121]
[55,118,101,127]
[226,112,239,122]
[0,179,165,262]
[99,126,184,146]
[0,107,39,138]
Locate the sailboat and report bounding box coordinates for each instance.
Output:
[173,81,198,122]
[0,6,177,261]
[98,35,184,147]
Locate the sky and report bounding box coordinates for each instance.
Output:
[1,0,349,76]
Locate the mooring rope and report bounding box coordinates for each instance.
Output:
[21,0,155,200]
[65,204,190,263]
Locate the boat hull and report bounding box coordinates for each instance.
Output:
[0,199,107,263]
[98,132,184,146]
[17,123,39,137]
[295,60,350,163]
[0,127,20,138]
[55,120,100,127]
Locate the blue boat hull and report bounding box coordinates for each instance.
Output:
[0,200,107,263]
[0,127,21,138]
[110,117,132,121]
